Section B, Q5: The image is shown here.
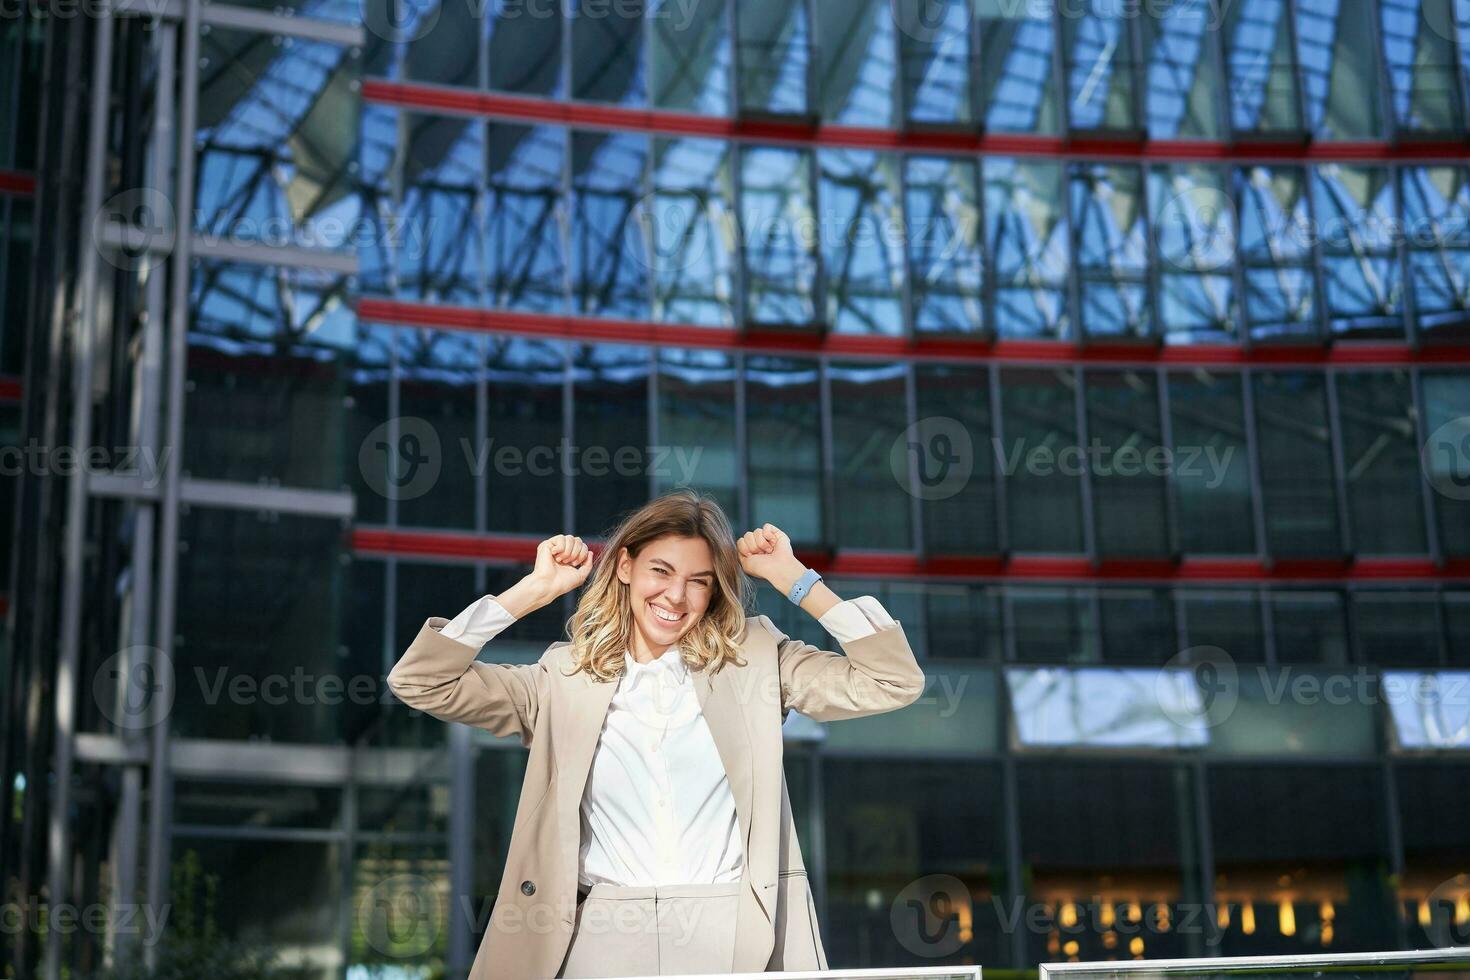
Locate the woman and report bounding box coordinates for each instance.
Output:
[385,489,924,979]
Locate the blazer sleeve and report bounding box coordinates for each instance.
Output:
[385,614,550,746]
[760,612,925,722]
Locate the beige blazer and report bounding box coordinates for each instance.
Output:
[385,605,925,980]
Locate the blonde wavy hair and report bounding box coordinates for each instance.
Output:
[563,488,754,682]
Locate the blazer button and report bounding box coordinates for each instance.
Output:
[520,880,536,896]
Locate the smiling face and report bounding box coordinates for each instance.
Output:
[616,534,716,661]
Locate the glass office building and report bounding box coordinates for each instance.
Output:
[3,0,1470,976]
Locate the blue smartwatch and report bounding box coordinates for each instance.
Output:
[786,567,823,605]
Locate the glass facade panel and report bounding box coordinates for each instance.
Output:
[1353,590,1444,667]
[1209,765,1396,954]
[401,113,483,304]
[485,123,566,313]
[1381,0,1465,133]
[1151,164,1238,343]
[977,0,1059,134]
[173,507,352,744]
[1167,369,1256,555]
[926,581,1005,661]
[1239,165,1319,341]
[813,0,894,127]
[649,137,736,326]
[1182,589,1266,663]
[824,664,997,754]
[173,839,344,979]
[1098,586,1177,666]
[1253,370,1342,558]
[347,325,395,526]
[174,781,342,830]
[736,0,810,116]
[571,0,647,104]
[1336,370,1429,555]
[1207,670,1379,756]
[1012,586,1098,664]
[746,355,824,547]
[823,759,1008,968]
[0,403,15,592]
[1000,368,1084,553]
[1383,669,1470,748]
[916,363,997,556]
[1296,0,1384,139]
[1312,164,1403,337]
[1420,371,1470,557]
[896,0,973,126]
[572,342,651,536]
[1086,369,1168,558]
[357,103,397,298]
[1062,4,1141,132]
[485,337,566,534]
[395,329,479,530]
[403,0,478,87]
[741,145,818,326]
[352,841,448,971]
[1072,163,1150,339]
[1144,0,1225,139]
[1225,0,1305,135]
[0,23,39,171]
[1018,762,1196,962]
[649,0,730,113]
[905,155,984,336]
[1400,165,1470,334]
[1396,762,1470,948]
[819,149,904,336]
[485,0,564,95]
[185,262,358,491]
[829,359,913,550]
[1008,667,1207,748]
[0,197,32,376]
[654,347,738,515]
[194,30,361,252]
[572,130,651,319]
[986,158,1070,339]
[1446,591,1470,665]
[1271,589,1351,665]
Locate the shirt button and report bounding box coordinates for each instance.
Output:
[656,797,666,807]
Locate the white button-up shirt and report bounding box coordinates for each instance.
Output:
[438,593,897,887]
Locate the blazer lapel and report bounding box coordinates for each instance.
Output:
[555,669,619,866]
[692,660,754,857]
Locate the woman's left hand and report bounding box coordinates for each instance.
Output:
[737,523,805,591]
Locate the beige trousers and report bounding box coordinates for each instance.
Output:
[556,881,743,978]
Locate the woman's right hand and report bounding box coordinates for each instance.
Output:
[528,534,594,600]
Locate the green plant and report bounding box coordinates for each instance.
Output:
[75,848,317,980]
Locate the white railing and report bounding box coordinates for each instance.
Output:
[1039,945,1470,980]
[601,946,1470,980]
[615,966,982,980]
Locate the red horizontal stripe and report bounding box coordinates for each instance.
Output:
[356,298,1470,366]
[0,170,35,197]
[351,529,1470,583]
[0,595,8,617]
[363,79,1470,163]
[352,528,552,561]
[0,378,21,401]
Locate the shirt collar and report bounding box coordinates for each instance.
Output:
[623,642,689,685]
